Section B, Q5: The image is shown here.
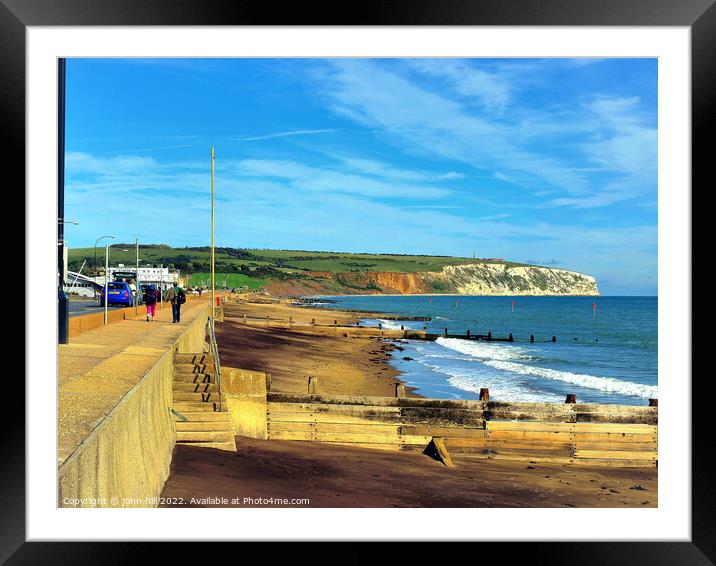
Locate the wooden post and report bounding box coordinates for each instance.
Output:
[432,437,455,468]
[565,393,577,404]
[289,316,292,329]
[395,383,406,398]
[308,376,318,394]
[479,387,489,401]
[649,398,658,407]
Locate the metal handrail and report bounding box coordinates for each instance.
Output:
[208,316,222,411]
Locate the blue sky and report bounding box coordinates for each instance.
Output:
[65,58,657,295]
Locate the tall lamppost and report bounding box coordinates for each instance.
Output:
[103,239,116,325]
[135,238,140,315]
[94,235,114,276]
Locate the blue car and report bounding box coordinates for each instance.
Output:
[100,281,133,307]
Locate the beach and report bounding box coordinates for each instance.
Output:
[160,438,656,508]
[158,295,657,508]
[217,298,417,397]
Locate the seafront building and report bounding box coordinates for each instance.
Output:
[64,265,180,296]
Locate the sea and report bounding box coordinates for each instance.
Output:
[307,295,657,406]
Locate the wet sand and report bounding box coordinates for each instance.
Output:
[160,438,657,508]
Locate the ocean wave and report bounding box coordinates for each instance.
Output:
[484,359,657,399]
[377,319,411,330]
[435,337,531,361]
[435,336,656,399]
[419,361,562,403]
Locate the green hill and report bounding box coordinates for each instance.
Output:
[66,244,580,296]
[68,244,517,277]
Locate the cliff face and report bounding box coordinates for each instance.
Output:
[423,264,599,296]
[266,263,599,296]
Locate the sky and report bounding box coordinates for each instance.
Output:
[65,58,657,295]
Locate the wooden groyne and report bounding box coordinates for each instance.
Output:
[222,370,658,468]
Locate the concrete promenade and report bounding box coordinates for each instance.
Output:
[58,298,208,467]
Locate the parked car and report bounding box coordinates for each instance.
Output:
[99,281,133,307]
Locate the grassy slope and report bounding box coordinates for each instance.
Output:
[68,244,525,275]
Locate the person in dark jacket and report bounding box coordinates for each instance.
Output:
[143,286,158,322]
[165,282,186,323]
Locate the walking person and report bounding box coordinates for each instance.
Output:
[143,285,158,322]
[165,281,186,323]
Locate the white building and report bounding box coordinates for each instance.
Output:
[113,266,178,285]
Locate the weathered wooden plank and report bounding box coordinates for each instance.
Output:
[573,423,657,434]
[267,402,401,415]
[486,421,574,432]
[574,449,658,460]
[399,425,485,437]
[573,404,657,415]
[484,410,576,423]
[487,441,573,452]
[573,441,656,451]
[399,407,485,427]
[570,432,657,443]
[267,422,402,434]
[487,430,574,442]
[432,437,455,468]
[486,401,575,412]
[268,430,396,443]
[267,392,484,409]
[575,413,658,425]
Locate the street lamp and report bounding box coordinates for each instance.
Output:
[94,235,115,276]
[103,238,117,325]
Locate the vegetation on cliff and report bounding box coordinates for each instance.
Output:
[67,245,598,296]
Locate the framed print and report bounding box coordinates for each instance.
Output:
[8,0,708,562]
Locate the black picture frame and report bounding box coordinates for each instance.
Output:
[8,0,707,562]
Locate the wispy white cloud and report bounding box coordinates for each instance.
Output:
[317,59,592,195]
[231,158,452,199]
[232,129,336,142]
[407,59,512,110]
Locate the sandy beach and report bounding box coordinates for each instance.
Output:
[160,438,657,508]
[217,298,417,397]
[157,296,657,508]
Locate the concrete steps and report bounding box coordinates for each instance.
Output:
[173,411,231,422]
[173,382,218,393]
[174,353,214,364]
[173,372,215,384]
[173,391,219,402]
[174,363,216,374]
[172,352,236,452]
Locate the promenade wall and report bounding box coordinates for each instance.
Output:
[58,305,209,508]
